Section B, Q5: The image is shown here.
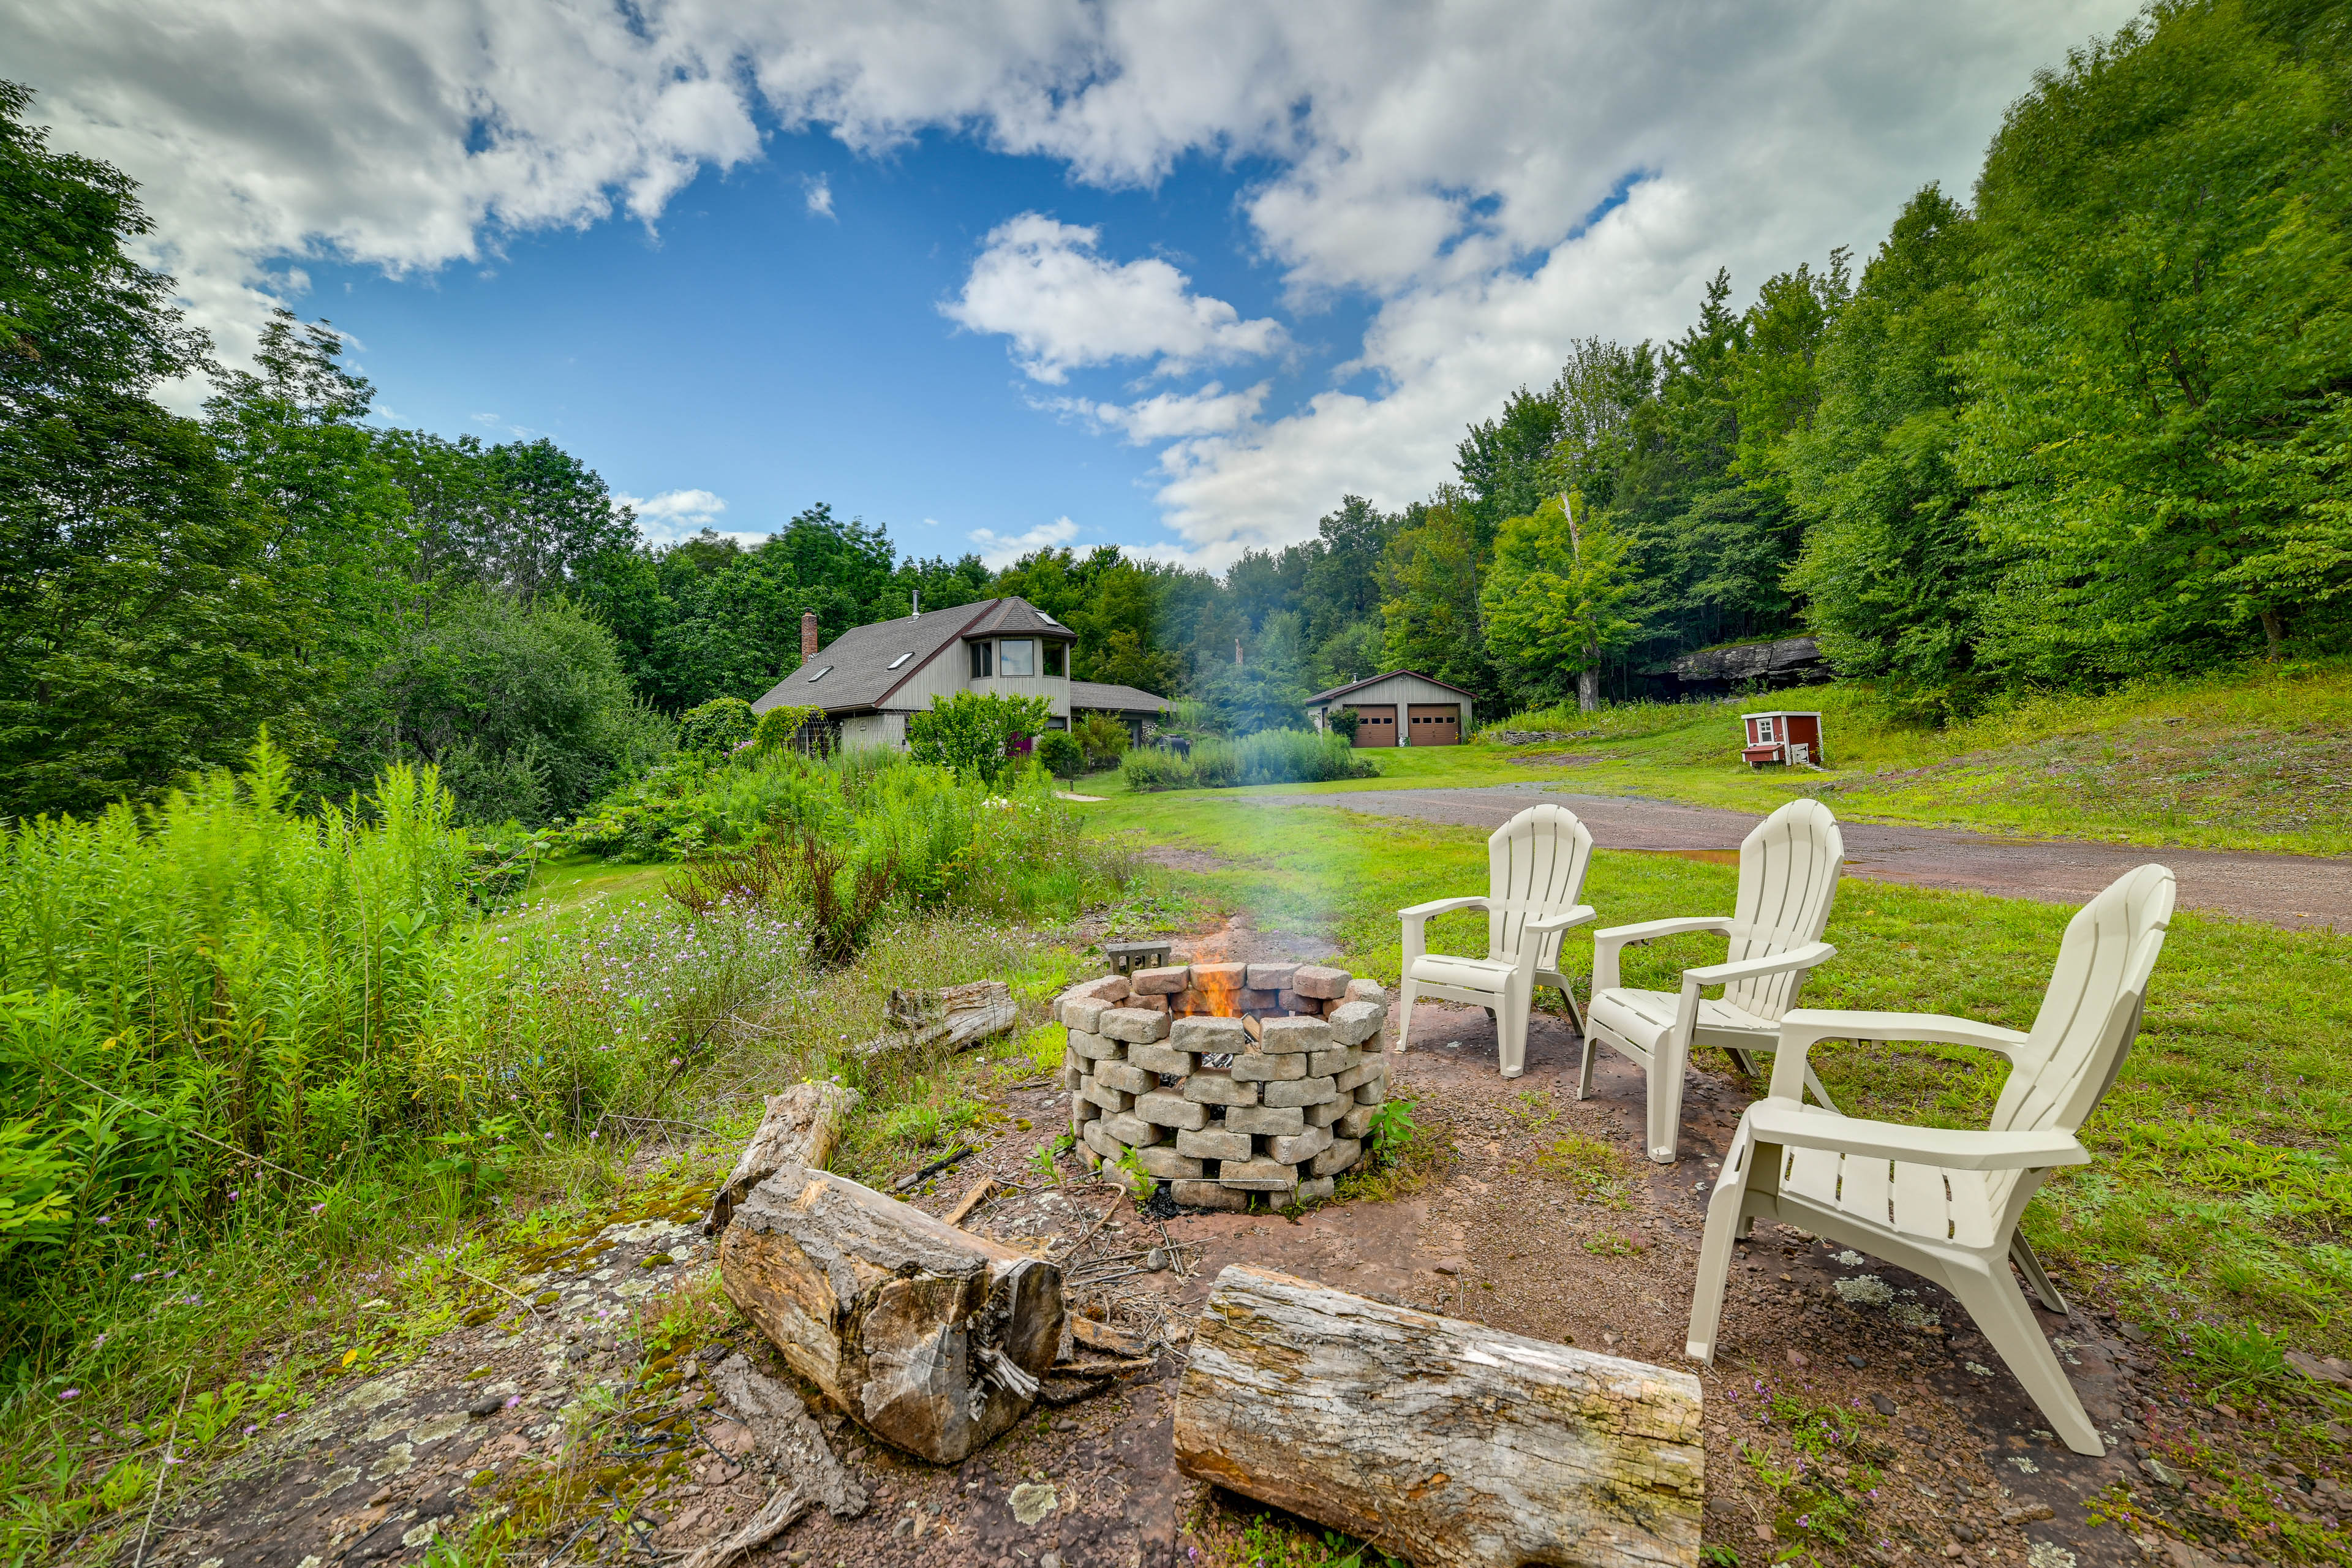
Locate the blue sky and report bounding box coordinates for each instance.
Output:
[12,0,2143,570]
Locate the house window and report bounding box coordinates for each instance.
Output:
[1043,640,1066,677]
[1755,717,1776,742]
[887,652,913,670]
[970,641,992,678]
[806,666,831,684]
[998,639,1035,676]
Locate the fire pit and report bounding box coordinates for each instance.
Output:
[1055,962,1389,1210]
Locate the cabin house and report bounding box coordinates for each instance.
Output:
[1304,671,1476,747]
[1740,710,1825,768]
[750,598,1167,751]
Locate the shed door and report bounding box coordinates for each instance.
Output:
[1408,704,1461,745]
[1351,705,1397,747]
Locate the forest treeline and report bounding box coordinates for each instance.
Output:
[4,0,2347,827]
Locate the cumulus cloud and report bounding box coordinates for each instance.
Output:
[803,173,835,218]
[942,215,1285,383]
[1044,382,1270,444]
[5,0,2139,549]
[969,515,1082,568]
[616,488,758,545]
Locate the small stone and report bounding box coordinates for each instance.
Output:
[466,1393,507,1419]
[1870,1393,1897,1416]
[1786,1349,1809,1368]
[1846,1354,1868,1368]
[1040,1555,1065,1568]
[1942,1544,1964,1559]
[1007,1482,1057,1525]
[1145,1248,1169,1272]
[2141,1455,2183,1486]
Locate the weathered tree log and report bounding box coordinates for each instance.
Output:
[718,1161,1063,1463]
[1172,1265,1703,1568]
[673,1352,869,1568]
[704,1082,860,1237]
[859,979,1017,1057]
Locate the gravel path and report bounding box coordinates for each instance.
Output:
[1234,785,2351,931]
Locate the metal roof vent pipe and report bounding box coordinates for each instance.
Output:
[801,611,820,660]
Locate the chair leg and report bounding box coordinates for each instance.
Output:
[1392,977,1419,1055]
[1685,1151,1752,1363]
[1498,982,1530,1079]
[1646,1035,1688,1164]
[1574,1022,1599,1099]
[1559,981,1585,1036]
[1801,1061,1843,1115]
[1943,1257,2100,1456]
[2010,1232,2068,1315]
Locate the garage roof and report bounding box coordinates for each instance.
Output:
[1304,669,1479,704]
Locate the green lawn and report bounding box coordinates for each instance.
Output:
[1082,788,2352,1372]
[1090,659,2352,856]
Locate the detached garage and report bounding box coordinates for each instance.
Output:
[1305,671,1476,748]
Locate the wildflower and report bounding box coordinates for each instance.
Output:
[310,1202,328,1215]
[227,1189,239,1200]
[59,1389,79,1401]
[96,1215,113,1226]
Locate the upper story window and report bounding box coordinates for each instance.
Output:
[998,639,1035,677]
[969,641,992,679]
[1043,640,1066,677]
[887,652,913,671]
[806,666,831,684]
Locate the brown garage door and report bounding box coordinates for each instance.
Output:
[1348,705,1397,747]
[1408,704,1461,745]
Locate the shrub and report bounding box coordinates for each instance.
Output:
[1327,707,1362,742]
[1074,714,1131,769]
[677,696,756,756]
[1123,728,1374,790]
[906,691,1052,788]
[1036,730,1085,779]
[753,703,824,756]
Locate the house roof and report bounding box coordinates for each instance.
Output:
[1069,680,1169,715]
[751,596,1087,716]
[1304,669,1480,705]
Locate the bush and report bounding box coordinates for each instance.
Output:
[1328,707,1362,742]
[1074,714,1131,769]
[677,696,756,756]
[753,702,824,756]
[906,691,1051,788]
[1036,730,1085,779]
[1121,728,1374,790]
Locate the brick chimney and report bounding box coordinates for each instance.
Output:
[801,611,820,661]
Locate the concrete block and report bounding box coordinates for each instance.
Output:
[1230,1052,1308,1082]
[1268,1126,1333,1164]
[1066,1028,1122,1061]
[1130,993,1169,1013]
[1128,964,1191,995]
[1082,1080,1134,1114]
[1134,1091,1208,1131]
[1325,999,1385,1047]
[1342,976,1386,1008]
[1245,962,1298,992]
[1295,1175,1336,1203]
[1096,1060,1154,1095]
[1070,1094,1100,1131]
[1129,1042,1195,1077]
[1305,1097,1352,1128]
[1334,1055,1385,1094]
[1215,1158,1298,1191]
[1176,1128,1253,1161]
[1131,1145,1204,1180]
[1256,1016,1331,1054]
[1061,997,1110,1033]
[1183,1072,1258,1106]
[1099,1007,1172,1044]
[1262,1076,1339,1108]
[1080,1120,1123,1160]
[1170,1014,1248,1052]
[1240,989,1282,1012]
[1291,964,1351,1000]
[1224,1104,1305,1136]
[1101,1112,1163,1148]
[1355,1079,1390,1107]
[1336,1105,1378,1140]
[1189,962,1247,993]
[1310,1137,1362,1177]
[1171,1180,1251,1212]
[1308,1046,1359,1077]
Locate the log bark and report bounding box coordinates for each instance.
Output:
[673,1352,869,1568]
[862,979,1018,1057]
[718,1162,1063,1463]
[704,1082,860,1237]
[1172,1265,1703,1568]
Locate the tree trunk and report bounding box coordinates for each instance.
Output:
[856,980,1018,1060]
[1578,665,1601,712]
[2261,608,2286,661]
[1172,1265,1703,1568]
[718,1163,1063,1464]
[704,1082,860,1237]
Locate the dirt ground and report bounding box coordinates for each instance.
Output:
[1231,786,2352,932]
[141,970,2319,1568]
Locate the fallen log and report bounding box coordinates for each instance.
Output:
[855,980,1018,1059]
[719,1161,1063,1463]
[1172,1265,1703,1568]
[703,1082,859,1237]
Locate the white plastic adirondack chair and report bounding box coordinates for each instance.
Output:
[1686,864,2175,1456]
[1581,798,1845,1164]
[1396,804,1596,1079]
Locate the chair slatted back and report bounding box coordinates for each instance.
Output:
[1983,864,2173,1212]
[1486,805,1596,971]
[1722,799,1845,1020]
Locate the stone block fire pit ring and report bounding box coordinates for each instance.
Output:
[1055,962,1390,1212]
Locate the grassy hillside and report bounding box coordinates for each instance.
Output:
[1085,661,2352,857]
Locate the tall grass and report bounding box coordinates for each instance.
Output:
[1122,728,1376,790]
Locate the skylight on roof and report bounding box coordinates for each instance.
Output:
[1036,610,1059,625]
[807,666,831,683]
[887,652,913,669]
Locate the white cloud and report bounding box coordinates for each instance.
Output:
[969,516,1082,568]
[6,0,2141,545]
[803,173,835,218]
[616,488,759,546]
[1044,382,1270,444]
[942,214,1286,384]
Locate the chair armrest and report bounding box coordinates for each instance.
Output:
[1743,1099,2090,1172]
[1683,941,1834,988]
[1765,1008,2029,1101]
[1398,895,1488,919]
[1513,906,1597,974]
[1591,915,1730,993]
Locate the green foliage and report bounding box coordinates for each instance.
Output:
[906,690,1052,788]
[1365,1097,1418,1163]
[1035,729,1085,779]
[1481,493,1647,707]
[1379,496,1493,696]
[2187,1320,2293,1398]
[752,703,823,755]
[1121,730,1374,791]
[676,696,756,757]
[1072,712,1131,770]
[1325,707,1362,742]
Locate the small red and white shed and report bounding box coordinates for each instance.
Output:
[1741,710,1825,768]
